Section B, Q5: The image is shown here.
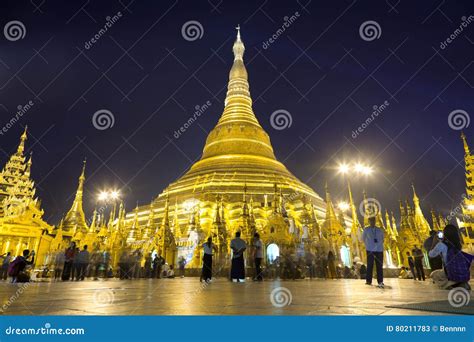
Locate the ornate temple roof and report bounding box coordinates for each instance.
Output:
[0,127,39,218]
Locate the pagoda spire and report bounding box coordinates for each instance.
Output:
[62,159,88,235]
[17,126,28,155]
[461,132,470,155]
[200,26,277,161]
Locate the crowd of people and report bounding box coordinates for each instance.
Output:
[0,220,472,291]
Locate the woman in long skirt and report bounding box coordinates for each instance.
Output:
[201,237,215,283]
[230,231,247,282]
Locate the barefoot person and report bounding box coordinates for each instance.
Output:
[362,216,385,288]
[230,231,246,282]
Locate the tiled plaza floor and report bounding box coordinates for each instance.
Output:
[0,277,467,315]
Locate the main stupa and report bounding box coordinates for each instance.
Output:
[123,27,331,266]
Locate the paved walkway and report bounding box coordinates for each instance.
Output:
[0,278,464,315]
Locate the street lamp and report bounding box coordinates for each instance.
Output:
[338,201,350,211]
[97,189,121,203]
[337,163,350,175]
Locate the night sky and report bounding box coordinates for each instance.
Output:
[0,0,473,224]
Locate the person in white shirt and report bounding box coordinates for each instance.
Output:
[362,216,385,288]
[428,231,449,287]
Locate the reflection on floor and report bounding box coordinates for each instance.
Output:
[0,278,468,316]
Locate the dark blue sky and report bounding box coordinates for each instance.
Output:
[0,0,473,223]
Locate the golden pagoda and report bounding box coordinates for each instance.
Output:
[0,127,53,263]
[459,133,474,249]
[121,27,331,267]
[58,160,89,239]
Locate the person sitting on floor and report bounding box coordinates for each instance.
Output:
[430,224,473,290]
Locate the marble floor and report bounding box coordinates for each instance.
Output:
[0,277,465,315]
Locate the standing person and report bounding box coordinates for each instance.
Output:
[1,252,12,280]
[252,233,263,281]
[362,216,385,288]
[406,251,416,281]
[230,231,247,282]
[71,246,80,280]
[54,250,65,280]
[305,249,315,279]
[201,237,215,283]
[76,245,90,281]
[178,256,186,278]
[327,251,337,279]
[144,253,153,278]
[62,242,76,281]
[412,246,425,281]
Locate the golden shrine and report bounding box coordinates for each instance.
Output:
[2,28,469,274]
[0,127,53,264]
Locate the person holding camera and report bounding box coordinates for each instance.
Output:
[428,225,473,289]
[362,216,385,288]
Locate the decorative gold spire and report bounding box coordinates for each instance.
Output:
[17,126,27,155]
[461,132,470,155]
[200,26,276,160]
[62,159,88,235]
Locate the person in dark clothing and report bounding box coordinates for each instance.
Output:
[443,224,473,290]
[230,231,247,282]
[201,237,215,283]
[412,246,425,281]
[10,250,35,283]
[62,242,76,281]
[1,252,12,280]
[406,251,416,280]
[423,231,443,271]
